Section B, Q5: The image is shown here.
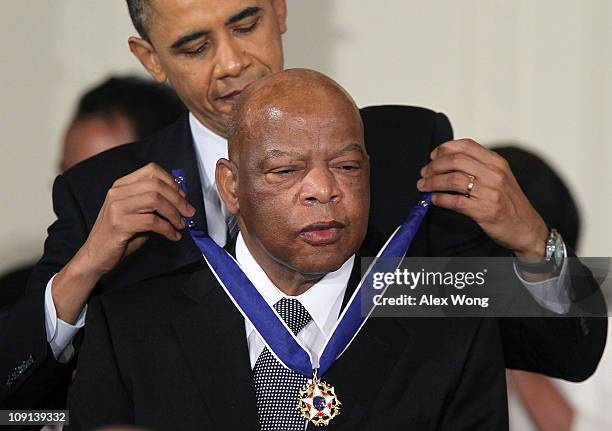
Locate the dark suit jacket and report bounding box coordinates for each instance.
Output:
[0,106,606,411]
[67,251,509,431]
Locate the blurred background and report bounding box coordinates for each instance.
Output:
[0,1,610,429]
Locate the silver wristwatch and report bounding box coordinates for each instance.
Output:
[516,228,566,274]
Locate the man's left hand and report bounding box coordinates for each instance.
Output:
[417,138,549,259]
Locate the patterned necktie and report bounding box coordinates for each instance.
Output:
[253,298,312,431]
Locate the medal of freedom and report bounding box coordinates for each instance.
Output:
[297,371,341,426]
[174,169,433,430]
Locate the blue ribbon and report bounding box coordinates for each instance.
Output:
[172,168,431,377]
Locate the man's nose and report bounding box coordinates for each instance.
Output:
[300,167,342,205]
[214,36,250,78]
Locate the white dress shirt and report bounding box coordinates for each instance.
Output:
[43,112,573,361]
[189,113,230,246]
[235,233,354,369]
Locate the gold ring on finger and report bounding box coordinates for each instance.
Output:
[465,174,476,198]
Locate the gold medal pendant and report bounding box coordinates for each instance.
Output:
[297,372,341,426]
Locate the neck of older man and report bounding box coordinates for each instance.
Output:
[240,234,327,296]
[266,268,323,297]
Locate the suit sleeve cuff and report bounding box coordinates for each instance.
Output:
[44,274,87,362]
[513,246,571,314]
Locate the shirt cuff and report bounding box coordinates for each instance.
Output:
[513,246,571,314]
[44,274,87,362]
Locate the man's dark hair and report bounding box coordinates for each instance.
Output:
[126,0,151,41]
[76,75,185,140]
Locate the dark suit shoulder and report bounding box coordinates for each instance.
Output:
[361,105,454,240]
[360,104,443,120]
[360,104,452,150]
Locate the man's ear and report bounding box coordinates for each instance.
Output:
[271,0,287,34]
[128,36,167,83]
[216,158,239,215]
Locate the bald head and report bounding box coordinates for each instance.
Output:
[227,68,363,161]
[216,68,369,285]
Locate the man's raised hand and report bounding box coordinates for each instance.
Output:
[52,163,195,323]
[417,139,549,260]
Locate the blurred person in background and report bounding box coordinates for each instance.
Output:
[492,145,612,431]
[0,76,184,310]
[58,75,185,172]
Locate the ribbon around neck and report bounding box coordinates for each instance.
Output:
[172,168,432,377]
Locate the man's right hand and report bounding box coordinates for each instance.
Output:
[51,163,196,323]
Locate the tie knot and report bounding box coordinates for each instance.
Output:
[274,298,312,335]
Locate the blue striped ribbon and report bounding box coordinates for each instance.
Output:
[172,168,431,377]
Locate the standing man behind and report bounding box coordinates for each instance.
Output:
[0,0,605,411]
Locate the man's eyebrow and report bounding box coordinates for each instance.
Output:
[226,6,262,25]
[170,30,209,50]
[262,149,303,162]
[336,144,366,156]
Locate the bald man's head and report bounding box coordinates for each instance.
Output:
[216,68,369,282]
[227,68,363,162]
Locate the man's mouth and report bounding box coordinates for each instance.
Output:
[299,221,346,246]
[217,89,243,102]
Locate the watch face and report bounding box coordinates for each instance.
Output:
[553,233,565,268]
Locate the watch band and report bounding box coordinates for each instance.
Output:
[515,228,564,275]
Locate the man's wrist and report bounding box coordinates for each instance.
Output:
[513,221,549,260]
[51,250,102,324]
[514,228,567,282]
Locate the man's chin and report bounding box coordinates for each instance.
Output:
[294,254,351,277]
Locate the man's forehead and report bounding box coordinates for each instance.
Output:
[247,112,365,159]
[229,69,365,158]
[260,144,365,160]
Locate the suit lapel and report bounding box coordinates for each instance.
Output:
[171,265,259,431]
[315,238,411,430]
[148,113,208,233]
[168,231,409,431]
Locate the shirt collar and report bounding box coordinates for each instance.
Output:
[189,112,228,191]
[235,233,354,337]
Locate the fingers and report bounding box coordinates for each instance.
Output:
[419,139,513,197]
[431,185,508,225]
[123,214,182,242]
[430,138,505,168]
[420,151,485,179]
[109,177,195,218]
[418,171,481,197]
[113,192,188,232]
[430,193,483,222]
[99,163,198,243]
[113,163,184,195]
[421,139,550,256]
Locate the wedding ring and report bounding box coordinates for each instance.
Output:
[465,174,476,198]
